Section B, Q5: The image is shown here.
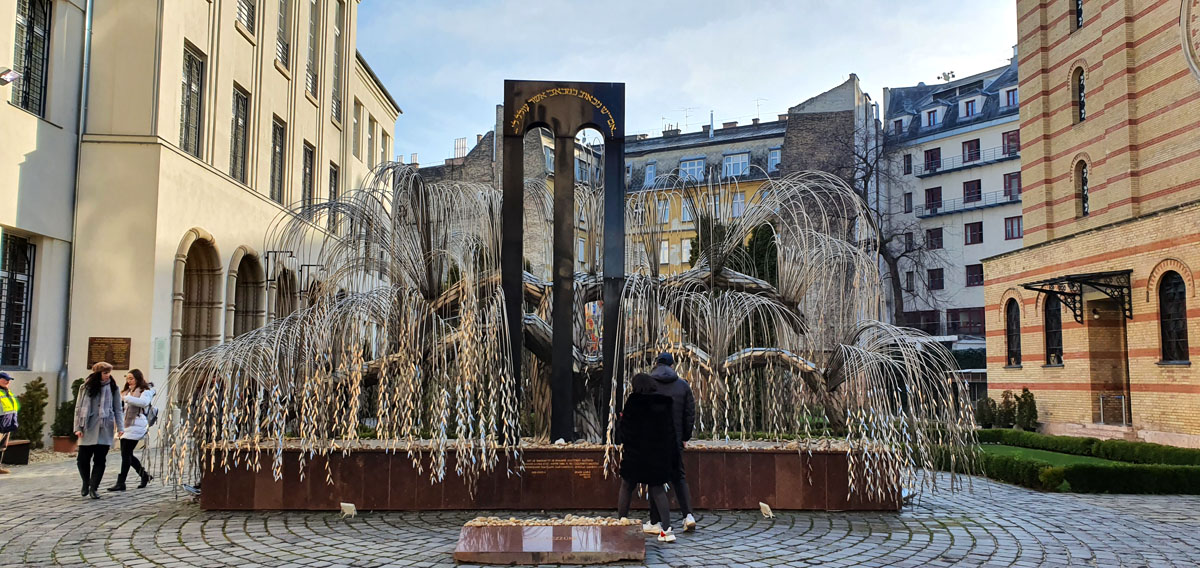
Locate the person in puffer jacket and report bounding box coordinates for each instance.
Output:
[108,369,154,491]
[647,352,698,532]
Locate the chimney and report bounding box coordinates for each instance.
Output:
[701,125,711,135]
[409,153,418,168]
[663,127,681,137]
[778,114,788,121]
[722,121,738,129]
[476,134,483,145]
[752,118,760,125]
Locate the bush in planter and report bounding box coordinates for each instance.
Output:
[975,397,995,429]
[995,390,1017,429]
[51,378,85,440]
[1015,388,1038,431]
[15,377,49,448]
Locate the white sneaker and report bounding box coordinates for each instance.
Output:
[642,522,661,534]
[684,513,696,532]
[658,527,676,543]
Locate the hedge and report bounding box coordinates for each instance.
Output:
[976,429,1200,466]
[934,447,1058,491]
[1060,463,1200,494]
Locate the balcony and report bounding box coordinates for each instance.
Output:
[916,189,1021,218]
[915,144,1019,177]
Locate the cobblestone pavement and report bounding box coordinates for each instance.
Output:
[2,455,1199,567]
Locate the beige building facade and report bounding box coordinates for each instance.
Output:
[1,0,399,437]
[984,0,1200,446]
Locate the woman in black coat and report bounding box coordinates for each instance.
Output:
[617,373,678,541]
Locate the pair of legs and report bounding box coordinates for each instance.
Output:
[112,437,149,489]
[649,452,693,526]
[77,443,111,493]
[617,478,672,530]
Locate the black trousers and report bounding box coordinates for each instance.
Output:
[118,438,146,482]
[616,478,672,530]
[77,444,110,489]
[650,446,693,523]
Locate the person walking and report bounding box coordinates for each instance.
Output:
[108,369,154,491]
[648,352,697,532]
[75,362,124,499]
[616,373,678,543]
[0,372,18,474]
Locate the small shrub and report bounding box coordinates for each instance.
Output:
[51,378,85,438]
[15,377,49,448]
[1061,463,1200,494]
[1092,439,1200,466]
[1038,466,1067,491]
[995,390,1017,429]
[974,397,995,429]
[1015,388,1038,431]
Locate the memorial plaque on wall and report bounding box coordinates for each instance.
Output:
[87,337,132,369]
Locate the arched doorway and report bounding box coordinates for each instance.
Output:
[172,229,223,368]
[226,247,266,339]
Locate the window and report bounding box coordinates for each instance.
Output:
[276,0,291,65]
[928,268,944,291]
[380,132,389,165]
[905,271,915,292]
[543,147,554,173]
[367,116,376,169]
[301,143,315,211]
[1004,216,1023,240]
[644,163,657,187]
[963,179,982,203]
[624,163,632,182]
[330,0,344,122]
[903,154,912,175]
[1002,130,1020,156]
[1160,271,1190,362]
[1073,0,1084,30]
[893,119,904,134]
[578,238,586,266]
[1005,299,1022,365]
[180,45,205,158]
[679,158,705,181]
[658,199,669,224]
[10,0,51,116]
[904,232,914,252]
[1073,67,1086,122]
[925,187,942,211]
[1005,88,1019,108]
[230,87,250,183]
[925,109,938,126]
[270,118,286,203]
[681,239,692,266]
[731,192,745,217]
[925,228,943,250]
[963,139,980,162]
[352,100,362,157]
[659,241,669,264]
[1076,161,1089,217]
[963,99,977,117]
[1045,295,1063,364]
[924,148,941,172]
[722,153,749,178]
[767,149,781,172]
[949,307,985,335]
[1004,172,1022,198]
[965,264,984,287]
[682,200,694,222]
[237,0,256,33]
[305,0,320,96]
[328,163,339,230]
[0,235,35,368]
[965,221,983,245]
[903,192,913,213]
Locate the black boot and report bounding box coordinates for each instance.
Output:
[137,471,153,489]
[89,487,100,499]
[81,482,90,497]
[107,474,127,492]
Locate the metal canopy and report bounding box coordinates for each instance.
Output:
[1021,270,1132,324]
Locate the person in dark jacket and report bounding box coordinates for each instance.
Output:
[617,373,678,543]
[647,352,697,531]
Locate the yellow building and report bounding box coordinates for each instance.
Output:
[984,0,1200,447]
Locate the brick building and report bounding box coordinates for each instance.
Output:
[983,0,1200,446]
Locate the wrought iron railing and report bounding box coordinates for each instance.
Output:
[915,144,1018,176]
[916,189,1021,218]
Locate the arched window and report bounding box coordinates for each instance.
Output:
[1073,67,1086,123]
[1076,160,1090,217]
[1006,299,1022,365]
[1044,295,1063,365]
[1159,271,1190,362]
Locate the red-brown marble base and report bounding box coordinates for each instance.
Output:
[453,525,645,565]
[199,447,900,511]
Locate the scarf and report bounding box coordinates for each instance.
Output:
[76,378,117,429]
[123,387,147,428]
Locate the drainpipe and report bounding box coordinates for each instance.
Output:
[58,0,95,404]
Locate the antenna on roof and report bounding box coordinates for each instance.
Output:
[753,98,768,121]
[677,107,697,130]
[938,71,956,82]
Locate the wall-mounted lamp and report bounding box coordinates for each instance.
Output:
[0,68,22,86]
[1092,308,1101,319]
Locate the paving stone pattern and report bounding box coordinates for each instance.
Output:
[2,456,1199,567]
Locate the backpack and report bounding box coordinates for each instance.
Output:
[145,404,159,427]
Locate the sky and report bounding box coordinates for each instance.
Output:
[357,0,1019,165]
